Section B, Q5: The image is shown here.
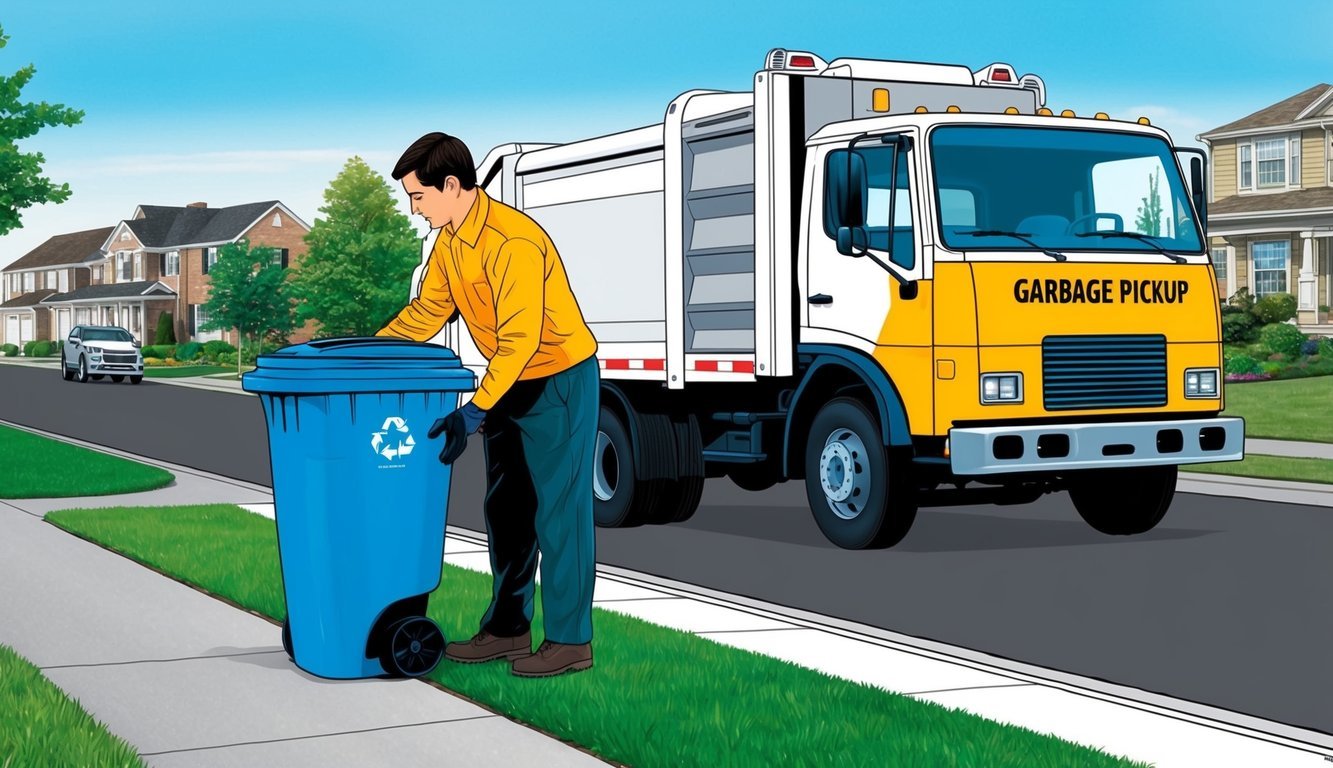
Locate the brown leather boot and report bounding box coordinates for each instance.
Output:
[511,641,593,678]
[445,630,531,664]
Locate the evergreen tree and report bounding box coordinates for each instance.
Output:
[290,157,421,337]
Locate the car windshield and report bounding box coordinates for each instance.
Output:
[82,328,133,342]
[931,125,1204,255]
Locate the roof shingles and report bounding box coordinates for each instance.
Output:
[5,227,114,272]
[1203,84,1332,136]
[42,281,176,303]
[124,201,281,248]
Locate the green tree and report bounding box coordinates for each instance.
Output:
[201,240,295,376]
[0,25,84,237]
[1134,169,1162,237]
[291,157,421,337]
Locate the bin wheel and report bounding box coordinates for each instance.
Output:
[281,619,293,660]
[381,617,445,678]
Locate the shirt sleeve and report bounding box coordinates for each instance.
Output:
[376,246,456,341]
[471,238,545,411]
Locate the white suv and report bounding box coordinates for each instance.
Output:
[62,325,144,384]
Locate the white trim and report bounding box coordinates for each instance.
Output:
[1296,87,1333,121]
[1,261,99,274]
[1210,207,1333,220]
[234,202,312,239]
[99,222,140,253]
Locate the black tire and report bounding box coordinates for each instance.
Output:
[1068,465,1177,535]
[656,415,704,524]
[281,619,293,660]
[803,397,917,549]
[60,354,73,381]
[76,355,89,383]
[129,375,143,385]
[593,406,667,527]
[380,617,445,678]
[110,375,125,383]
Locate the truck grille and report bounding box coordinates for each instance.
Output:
[1042,335,1167,411]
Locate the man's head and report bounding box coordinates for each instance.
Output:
[393,133,478,230]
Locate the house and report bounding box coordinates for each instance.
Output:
[1199,84,1333,327]
[39,200,313,345]
[0,227,112,349]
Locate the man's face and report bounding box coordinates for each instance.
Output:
[402,172,464,229]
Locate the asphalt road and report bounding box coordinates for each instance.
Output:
[4,362,1331,734]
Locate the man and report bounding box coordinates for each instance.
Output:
[377,132,599,678]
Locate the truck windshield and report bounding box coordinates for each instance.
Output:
[930,126,1203,255]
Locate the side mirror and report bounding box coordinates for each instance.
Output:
[836,226,869,256]
[1190,156,1207,225]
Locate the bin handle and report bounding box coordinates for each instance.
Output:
[305,337,428,350]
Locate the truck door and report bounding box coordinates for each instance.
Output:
[805,136,922,346]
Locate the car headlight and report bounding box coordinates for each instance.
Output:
[980,372,1023,404]
[1185,368,1220,398]
[85,346,101,354]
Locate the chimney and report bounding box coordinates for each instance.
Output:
[187,202,208,209]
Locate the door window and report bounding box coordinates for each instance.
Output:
[824,141,915,270]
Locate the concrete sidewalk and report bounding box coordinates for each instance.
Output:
[3,422,1333,766]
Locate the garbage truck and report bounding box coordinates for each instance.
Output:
[431,48,1243,549]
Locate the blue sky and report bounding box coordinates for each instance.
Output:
[2,0,1330,266]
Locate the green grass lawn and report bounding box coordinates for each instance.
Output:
[45,504,1147,768]
[1224,377,1333,442]
[0,643,146,767]
[1188,453,1333,485]
[142,365,235,379]
[0,425,173,498]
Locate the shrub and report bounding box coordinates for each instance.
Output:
[29,340,52,357]
[1301,339,1321,356]
[216,351,238,367]
[1,343,16,357]
[1320,337,1333,359]
[1228,287,1256,312]
[1266,352,1287,362]
[175,341,204,362]
[1225,354,1261,375]
[1252,292,1298,324]
[154,312,177,345]
[1259,361,1284,375]
[202,340,236,362]
[1322,305,1331,313]
[1259,323,1306,358]
[1220,311,1257,344]
[22,340,35,357]
[141,345,176,360]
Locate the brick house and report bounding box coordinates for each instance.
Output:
[40,200,313,345]
[0,227,112,349]
[1199,84,1333,327]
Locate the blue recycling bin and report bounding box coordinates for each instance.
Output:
[242,337,475,679]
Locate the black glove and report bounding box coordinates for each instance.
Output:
[427,402,486,465]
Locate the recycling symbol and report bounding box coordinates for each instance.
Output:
[371,417,416,461]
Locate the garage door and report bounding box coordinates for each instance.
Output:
[18,315,32,346]
[4,315,16,347]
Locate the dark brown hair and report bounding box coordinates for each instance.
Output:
[392,133,477,191]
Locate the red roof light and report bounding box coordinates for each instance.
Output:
[788,55,817,68]
[991,68,1012,82]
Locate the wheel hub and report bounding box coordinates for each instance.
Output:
[593,430,618,502]
[819,429,871,520]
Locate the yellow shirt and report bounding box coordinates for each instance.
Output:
[377,187,597,411]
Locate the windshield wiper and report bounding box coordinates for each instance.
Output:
[961,230,1066,262]
[1075,231,1188,264]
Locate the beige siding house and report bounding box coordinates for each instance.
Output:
[1199,84,1333,328]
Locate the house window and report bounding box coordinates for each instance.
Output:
[163,251,180,276]
[272,213,283,227]
[23,272,33,292]
[118,251,133,281]
[58,270,68,292]
[1210,247,1228,280]
[120,231,130,242]
[203,247,218,274]
[92,266,102,283]
[1239,135,1303,191]
[134,253,143,280]
[272,248,290,268]
[1252,240,1290,296]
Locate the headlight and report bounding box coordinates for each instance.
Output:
[1185,368,1220,398]
[980,372,1023,404]
[85,346,102,354]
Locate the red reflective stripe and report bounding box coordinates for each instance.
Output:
[693,360,718,372]
[643,359,665,370]
[733,361,755,374]
[605,359,630,370]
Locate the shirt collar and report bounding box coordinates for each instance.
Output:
[446,187,489,249]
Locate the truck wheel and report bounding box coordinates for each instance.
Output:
[1068,465,1176,535]
[804,397,917,549]
[594,406,663,527]
[654,415,704,524]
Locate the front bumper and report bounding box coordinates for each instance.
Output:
[949,417,1244,476]
[88,357,143,373]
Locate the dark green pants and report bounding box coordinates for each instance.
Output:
[480,356,599,644]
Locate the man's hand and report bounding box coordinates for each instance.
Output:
[427,402,487,465]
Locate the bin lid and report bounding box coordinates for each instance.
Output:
[241,337,477,395]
